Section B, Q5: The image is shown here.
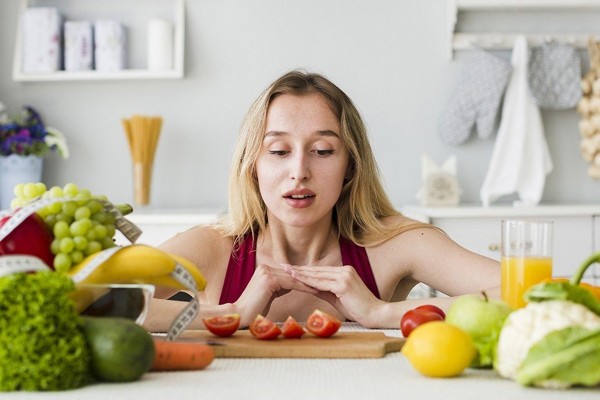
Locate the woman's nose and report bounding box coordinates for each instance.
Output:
[289,154,310,181]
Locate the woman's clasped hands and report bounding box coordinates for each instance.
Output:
[281,263,384,327]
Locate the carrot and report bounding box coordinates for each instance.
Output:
[151,339,215,371]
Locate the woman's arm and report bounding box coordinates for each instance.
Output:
[288,226,501,328]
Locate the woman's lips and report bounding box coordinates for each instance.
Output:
[283,193,316,208]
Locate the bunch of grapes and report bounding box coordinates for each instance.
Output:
[12,182,128,272]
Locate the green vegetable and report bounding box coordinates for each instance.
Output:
[517,326,600,388]
[0,271,91,391]
[525,252,600,316]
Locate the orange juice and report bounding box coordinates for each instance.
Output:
[501,256,552,309]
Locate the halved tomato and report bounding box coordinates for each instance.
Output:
[306,309,341,338]
[249,314,281,340]
[282,316,306,338]
[203,313,241,337]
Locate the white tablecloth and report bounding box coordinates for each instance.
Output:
[5,325,599,400]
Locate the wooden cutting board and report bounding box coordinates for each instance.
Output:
[177,330,405,358]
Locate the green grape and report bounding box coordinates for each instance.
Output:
[53,221,70,239]
[59,237,75,254]
[86,200,102,214]
[86,230,97,241]
[11,181,131,269]
[63,183,79,197]
[48,186,64,198]
[62,201,77,217]
[50,238,61,255]
[47,202,62,214]
[100,237,115,249]
[69,219,89,236]
[43,214,56,230]
[71,250,84,264]
[93,224,108,239]
[85,241,102,256]
[13,183,25,198]
[74,206,91,220]
[34,182,47,196]
[91,212,107,224]
[105,224,116,238]
[23,183,38,199]
[53,253,72,273]
[73,236,88,251]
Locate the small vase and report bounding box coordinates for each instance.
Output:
[0,155,43,210]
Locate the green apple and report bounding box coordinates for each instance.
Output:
[445,292,512,368]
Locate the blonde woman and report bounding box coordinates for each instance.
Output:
[145,70,499,331]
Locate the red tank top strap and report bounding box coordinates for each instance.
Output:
[339,236,381,299]
[218,234,256,304]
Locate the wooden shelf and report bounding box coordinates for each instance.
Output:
[12,0,185,82]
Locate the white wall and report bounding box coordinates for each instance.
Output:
[0,1,596,210]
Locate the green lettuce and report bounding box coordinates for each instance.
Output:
[517,326,600,388]
[0,271,91,391]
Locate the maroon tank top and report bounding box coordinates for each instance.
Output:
[218,234,381,304]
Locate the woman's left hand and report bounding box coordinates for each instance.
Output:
[283,264,384,327]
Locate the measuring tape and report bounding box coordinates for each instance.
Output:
[166,263,200,341]
[0,255,51,277]
[0,197,141,244]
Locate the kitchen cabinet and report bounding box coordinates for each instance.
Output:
[13,0,185,81]
[403,205,600,284]
[114,208,220,247]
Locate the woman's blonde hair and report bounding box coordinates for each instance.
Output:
[216,70,418,246]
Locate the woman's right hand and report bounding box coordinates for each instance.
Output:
[233,263,319,327]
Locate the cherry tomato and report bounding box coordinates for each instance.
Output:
[282,316,306,338]
[400,309,444,338]
[203,313,241,337]
[306,309,341,338]
[249,314,281,340]
[414,304,446,319]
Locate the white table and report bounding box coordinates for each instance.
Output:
[6,325,599,400]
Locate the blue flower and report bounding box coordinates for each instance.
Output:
[0,105,68,158]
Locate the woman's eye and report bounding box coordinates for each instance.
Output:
[315,150,334,156]
[268,150,288,156]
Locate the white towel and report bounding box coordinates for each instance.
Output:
[479,36,553,207]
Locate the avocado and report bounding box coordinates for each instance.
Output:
[82,316,155,382]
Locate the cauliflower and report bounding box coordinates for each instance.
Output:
[495,300,600,380]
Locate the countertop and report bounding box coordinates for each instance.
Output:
[402,204,600,222]
[6,325,598,400]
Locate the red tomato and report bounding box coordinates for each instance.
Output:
[414,304,446,319]
[282,316,306,338]
[306,309,341,338]
[249,314,281,340]
[400,309,444,337]
[203,313,241,337]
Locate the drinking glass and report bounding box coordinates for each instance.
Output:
[501,220,553,309]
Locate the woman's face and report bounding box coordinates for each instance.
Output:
[256,93,350,228]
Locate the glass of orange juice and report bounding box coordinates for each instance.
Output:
[501,220,553,309]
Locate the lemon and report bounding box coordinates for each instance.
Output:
[401,321,476,378]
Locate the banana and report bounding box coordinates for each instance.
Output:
[68,244,206,291]
[168,253,207,291]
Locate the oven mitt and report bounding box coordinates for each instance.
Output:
[439,48,512,146]
[528,41,582,110]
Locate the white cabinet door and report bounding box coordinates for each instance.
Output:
[433,216,594,280]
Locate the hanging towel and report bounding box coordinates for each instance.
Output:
[479,36,553,207]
